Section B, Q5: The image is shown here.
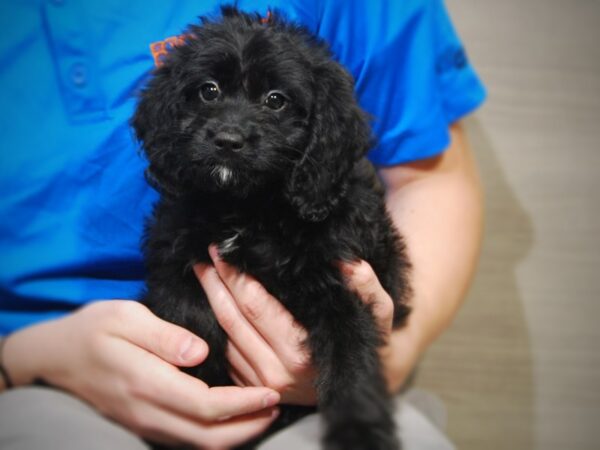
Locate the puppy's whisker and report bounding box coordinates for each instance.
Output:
[278,145,319,168]
[273,152,310,168]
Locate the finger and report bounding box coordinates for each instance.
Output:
[126,397,279,449]
[227,341,264,388]
[193,263,287,383]
[203,385,279,420]
[207,246,310,368]
[341,260,394,333]
[200,407,279,448]
[107,301,209,367]
[117,339,280,421]
[229,367,247,387]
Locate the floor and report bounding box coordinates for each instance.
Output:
[414,1,600,449]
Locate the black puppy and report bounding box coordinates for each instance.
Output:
[132,7,411,450]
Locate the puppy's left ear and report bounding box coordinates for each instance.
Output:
[284,61,371,222]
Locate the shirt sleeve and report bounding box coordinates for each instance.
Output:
[290,0,487,166]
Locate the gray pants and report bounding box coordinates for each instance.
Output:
[0,387,454,450]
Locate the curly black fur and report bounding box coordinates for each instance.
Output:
[132,7,411,450]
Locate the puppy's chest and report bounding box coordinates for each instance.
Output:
[218,232,242,255]
[207,215,342,279]
[213,221,304,267]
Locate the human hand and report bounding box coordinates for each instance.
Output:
[194,245,316,406]
[194,245,416,404]
[2,300,280,449]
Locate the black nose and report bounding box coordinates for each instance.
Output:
[214,131,245,152]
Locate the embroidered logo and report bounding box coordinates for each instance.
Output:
[436,46,469,74]
[149,35,188,68]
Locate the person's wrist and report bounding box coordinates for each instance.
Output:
[0,320,59,389]
[0,336,15,391]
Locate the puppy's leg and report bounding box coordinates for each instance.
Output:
[310,292,401,450]
[143,269,231,386]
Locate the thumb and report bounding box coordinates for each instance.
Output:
[109,301,209,367]
[341,260,394,333]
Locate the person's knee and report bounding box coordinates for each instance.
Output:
[0,387,148,450]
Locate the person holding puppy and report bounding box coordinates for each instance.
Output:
[0,1,485,449]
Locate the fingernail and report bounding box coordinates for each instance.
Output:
[208,244,220,261]
[192,264,205,280]
[263,392,280,408]
[271,407,280,419]
[180,336,206,361]
[339,262,354,276]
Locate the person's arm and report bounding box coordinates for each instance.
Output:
[375,121,484,391]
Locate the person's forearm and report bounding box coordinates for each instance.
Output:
[380,123,484,392]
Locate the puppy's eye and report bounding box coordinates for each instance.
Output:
[199,82,220,102]
[264,91,287,110]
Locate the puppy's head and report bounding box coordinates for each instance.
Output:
[133,7,371,221]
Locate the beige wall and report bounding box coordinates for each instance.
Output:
[415,1,600,449]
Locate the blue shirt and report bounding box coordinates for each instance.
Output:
[0,0,486,334]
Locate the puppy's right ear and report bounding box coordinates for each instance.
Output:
[131,65,184,197]
[131,66,179,152]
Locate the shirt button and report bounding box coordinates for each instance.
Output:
[70,63,88,88]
